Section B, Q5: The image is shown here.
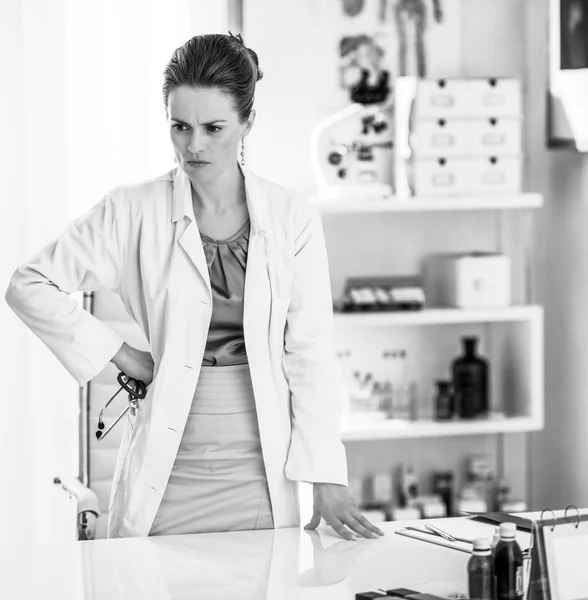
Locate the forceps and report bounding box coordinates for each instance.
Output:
[96,372,147,441]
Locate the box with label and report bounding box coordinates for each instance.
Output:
[410,118,469,157]
[412,79,470,119]
[423,252,511,308]
[411,157,470,195]
[468,117,522,156]
[467,156,522,194]
[467,78,522,118]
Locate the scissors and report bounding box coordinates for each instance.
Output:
[96,372,147,441]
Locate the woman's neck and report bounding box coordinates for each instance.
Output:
[190,164,246,214]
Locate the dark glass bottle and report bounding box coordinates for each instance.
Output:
[434,380,454,420]
[494,522,524,600]
[468,537,494,600]
[451,336,489,419]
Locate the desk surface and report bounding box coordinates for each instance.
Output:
[1,515,535,600]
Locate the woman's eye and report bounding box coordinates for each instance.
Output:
[172,123,188,132]
[206,126,221,134]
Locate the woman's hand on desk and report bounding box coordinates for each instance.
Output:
[111,342,154,386]
[304,483,385,541]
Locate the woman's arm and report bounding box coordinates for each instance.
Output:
[5,188,128,387]
[282,198,384,541]
[283,200,348,486]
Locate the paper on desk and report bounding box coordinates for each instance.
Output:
[396,518,532,554]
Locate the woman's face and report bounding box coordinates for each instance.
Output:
[167,85,255,182]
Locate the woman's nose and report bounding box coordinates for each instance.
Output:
[188,130,206,154]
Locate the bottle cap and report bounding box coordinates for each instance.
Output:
[499,522,516,539]
[473,537,491,551]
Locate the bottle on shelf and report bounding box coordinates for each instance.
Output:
[398,463,419,508]
[495,477,511,511]
[494,522,524,600]
[382,349,397,418]
[468,537,494,600]
[452,336,490,419]
[432,470,454,516]
[394,350,419,420]
[390,350,411,420]
[434,379,455,420]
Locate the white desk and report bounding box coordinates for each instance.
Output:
[0,516,524,600]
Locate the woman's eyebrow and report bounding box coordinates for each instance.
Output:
[170,117,228,126]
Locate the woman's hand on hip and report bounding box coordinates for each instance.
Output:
[304,482,385,541]
[110,341,154,386]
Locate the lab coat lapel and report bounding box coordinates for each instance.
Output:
[240,164,268,325]
[172,164,268,319]
[178,221,211,295]
[172,168,211,295]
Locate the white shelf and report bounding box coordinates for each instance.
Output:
[342,415,542,442]
[334,305,543,327]
[312,193,543,214]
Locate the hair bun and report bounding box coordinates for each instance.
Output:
[227,31,263,82]
[248,49,264,82]
[228,31,245,46]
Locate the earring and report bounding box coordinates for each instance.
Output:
[173,156,177,163]
[240,137,245,166]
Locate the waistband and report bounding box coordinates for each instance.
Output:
[190,363,255,414]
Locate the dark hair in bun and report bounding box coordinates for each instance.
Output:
[162,32,263,122]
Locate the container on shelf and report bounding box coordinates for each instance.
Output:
[452,337,490,419]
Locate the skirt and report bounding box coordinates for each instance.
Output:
[149,363,274,536]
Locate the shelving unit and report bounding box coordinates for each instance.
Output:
[342,415,542,442]
[311,193,543,214]
[321,192,544,446]
[334,305,542,327]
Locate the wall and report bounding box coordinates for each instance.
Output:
[0,0,34,544]
[1,0,228,545]
[244,0,531,507]
[525,0,588,511]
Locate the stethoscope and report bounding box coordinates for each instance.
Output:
[96,372,147,441]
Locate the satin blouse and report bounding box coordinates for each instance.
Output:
[200,219,250,366]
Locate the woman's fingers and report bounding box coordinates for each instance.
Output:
[350,510,385,536]
[341,513,379,539]
[324,515,357,541]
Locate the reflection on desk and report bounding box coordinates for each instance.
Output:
[1,519,476,600]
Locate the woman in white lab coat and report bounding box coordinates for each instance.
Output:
[5,33,383,542]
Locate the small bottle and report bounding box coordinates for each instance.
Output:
[495,478,511,511]
[491,526,501,552]
[494,522,524,600]
[468,537,494,600]
[434,380,454,420]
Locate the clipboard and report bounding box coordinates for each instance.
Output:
[527,506,588,600]
[467,511,534,532]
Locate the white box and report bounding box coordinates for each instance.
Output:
[468,118,522,156]
[413,79,470,119]
[468,156,522,194]
[411,157,470,195]
[467,78,522,118]
[411,118,470,157]
[424,253,511,308]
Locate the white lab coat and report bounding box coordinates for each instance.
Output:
[5,163,348,538]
